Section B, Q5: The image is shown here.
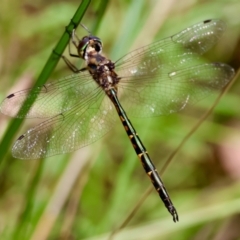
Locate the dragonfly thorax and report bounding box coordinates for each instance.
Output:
[77,35,120,91]
[86,54,120,91]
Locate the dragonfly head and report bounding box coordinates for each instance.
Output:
[78,35,103,59]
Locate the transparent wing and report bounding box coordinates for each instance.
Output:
[114,19,234,117]
[0,72,96,118]
[12,90,117,159]
[116,19,225,71]
[4,19,235,159]
[118,63,234,117]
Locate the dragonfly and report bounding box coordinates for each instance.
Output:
[0,19,235,222]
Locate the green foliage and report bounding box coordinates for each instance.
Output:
[0,0,240,239]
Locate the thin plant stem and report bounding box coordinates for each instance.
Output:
[7,1,91,240]
[0,0,91,167]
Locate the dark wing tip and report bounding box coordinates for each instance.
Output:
[17,134,25,141]
[7,93,15,99]
[203,19,212,24]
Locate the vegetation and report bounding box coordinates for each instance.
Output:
[0,0,240,239]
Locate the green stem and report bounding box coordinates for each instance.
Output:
[2,1,91,239]
[0,0,91,167]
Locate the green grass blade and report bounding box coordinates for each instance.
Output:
[91,0,110,33]
[2,1,91,239]
[0,0,91,167]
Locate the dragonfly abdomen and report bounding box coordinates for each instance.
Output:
[108,88,178,222]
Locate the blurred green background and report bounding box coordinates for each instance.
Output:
[1,0,240,240]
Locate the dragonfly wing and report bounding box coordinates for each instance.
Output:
[117,63,234,117]
[115,19,225,71]
[12,90,117,159]
[114,19,234,117]
[0,72,96,118]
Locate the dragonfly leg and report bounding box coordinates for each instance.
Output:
[61,55,87,73]
[67,29,81,58]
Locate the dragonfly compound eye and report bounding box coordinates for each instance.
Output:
[78,36,102,59]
